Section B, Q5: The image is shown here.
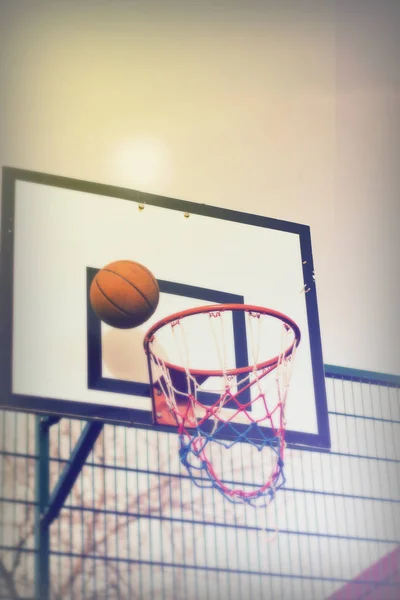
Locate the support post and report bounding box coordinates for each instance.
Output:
[35,416,51,600]
[35,417,103,598]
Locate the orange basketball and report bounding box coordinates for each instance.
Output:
[90,260,160,329]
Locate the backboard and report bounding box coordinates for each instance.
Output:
[0,167,330,450]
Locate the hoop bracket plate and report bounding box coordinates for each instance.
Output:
[152,386,197,428]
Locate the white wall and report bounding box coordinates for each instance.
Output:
[1,0,399,374]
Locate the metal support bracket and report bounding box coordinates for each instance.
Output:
[41,420,104,528]
[35,418,104,599]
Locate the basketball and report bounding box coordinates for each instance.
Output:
[90,260,160,329]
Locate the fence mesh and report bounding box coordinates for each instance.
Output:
[0,373,399,599]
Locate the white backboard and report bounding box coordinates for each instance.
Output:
[0,168,330,449]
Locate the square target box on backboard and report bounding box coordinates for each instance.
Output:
[0,167,330,451]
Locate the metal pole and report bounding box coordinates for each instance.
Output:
[34,416,51,600]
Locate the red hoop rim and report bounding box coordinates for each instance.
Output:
[144,303,301,378]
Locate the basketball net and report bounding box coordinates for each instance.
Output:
[144,304,300,509]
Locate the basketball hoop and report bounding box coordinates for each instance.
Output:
[144,304,301,507]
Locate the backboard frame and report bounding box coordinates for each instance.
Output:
[0,166,331,450]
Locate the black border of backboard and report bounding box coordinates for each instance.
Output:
[0,166,331,450]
